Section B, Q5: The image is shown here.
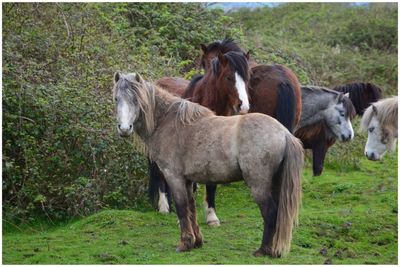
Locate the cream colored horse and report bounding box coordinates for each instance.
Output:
[113,72,304,257]
[361,96,398,160]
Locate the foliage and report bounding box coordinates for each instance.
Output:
[233,3,397,94]
[2,3,242,221]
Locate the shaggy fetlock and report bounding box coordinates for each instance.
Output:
[176,233,196,252]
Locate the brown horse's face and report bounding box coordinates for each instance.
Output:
[213,52,250,116]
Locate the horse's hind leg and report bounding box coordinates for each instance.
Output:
[205,185,220,226]
[187,181,203,248]
[252,193,278,257]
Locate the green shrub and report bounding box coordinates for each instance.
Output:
[2,3,243,222]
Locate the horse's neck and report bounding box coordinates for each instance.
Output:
[193,74,227,115]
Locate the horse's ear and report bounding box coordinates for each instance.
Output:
[218,52,227,67]
[135,73,144,84]
[343,92,350,98]
[245,51,251,60]
[200,44,207,54]
[114,72,120,84]
[372,104,378,115]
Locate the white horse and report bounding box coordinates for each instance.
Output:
[361,96,398,160]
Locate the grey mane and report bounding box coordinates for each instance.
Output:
[297,85,339,130]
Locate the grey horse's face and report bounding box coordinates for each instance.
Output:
[113,72,141,137]
[364,107,397,161]
[324,93,354,141]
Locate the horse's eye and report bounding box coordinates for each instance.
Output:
[340,111,345,117]
[225,76,234,81]
[115,97,118,102]
[368,127,375,133]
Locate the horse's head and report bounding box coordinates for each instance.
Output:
[211,51,250,115]
[113,72,154,137]
[324,92,356,141]
[200,38,243,71]
[361,98,398,161]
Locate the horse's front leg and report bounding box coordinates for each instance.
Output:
[164,173,196,252]
[205,184,220,226]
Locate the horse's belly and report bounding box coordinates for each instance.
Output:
[183,160,242,184]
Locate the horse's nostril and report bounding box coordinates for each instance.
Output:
[118,124,121,129]
[129,125,132,129]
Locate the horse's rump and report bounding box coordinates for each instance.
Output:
[156,77,189,97]
[249,64,302,131]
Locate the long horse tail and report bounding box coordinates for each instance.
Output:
[272,134,304,257]
[148,158,160,208]
[276,82,296,133]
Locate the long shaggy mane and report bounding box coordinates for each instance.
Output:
[361,96,398,131]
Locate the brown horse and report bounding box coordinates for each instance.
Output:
[200,39,302,131]
[195,39,302,225]
[114,72,303,257]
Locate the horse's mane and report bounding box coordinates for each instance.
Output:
[211,51,250,82]
[114,74,155,135]
[332,82,382,115]
[183,74,203,99]
[341,94,356,120]
[168,98,213,126]
[361,96,398,131]
[301,85,338,96]
[301,85,355,119]
[201,38,243,68]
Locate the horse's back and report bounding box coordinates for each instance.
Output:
[156,77,189,97]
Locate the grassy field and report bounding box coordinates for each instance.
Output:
[3,152,397,264]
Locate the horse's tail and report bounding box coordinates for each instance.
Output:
[272,134,303,257]
[148,158,160,207]
[276,82,296,133]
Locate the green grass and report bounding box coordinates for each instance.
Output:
[3,153,397,264]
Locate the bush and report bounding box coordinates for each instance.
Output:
[2,3,243,222]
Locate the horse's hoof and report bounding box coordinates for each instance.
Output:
[207,220,220,226]
[194,238,204,248]
[158,208,170,214]
[253,248,267,257]
[253,247,277,257]
[176,244,192,252]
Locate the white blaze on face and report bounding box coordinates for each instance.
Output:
[328,102,354,141]
[235,72,249,114]
[118,99,133,131]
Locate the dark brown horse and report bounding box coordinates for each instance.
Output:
[332,82,382,116]
[150,51,251,223]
